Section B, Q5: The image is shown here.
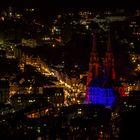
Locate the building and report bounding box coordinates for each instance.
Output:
[86,32,125,108]
[59,104,111,139]
[0,80,9,103]
[22,39,37,48]
[120,90,140,112]
[10,87,64,111]
[43,87,64,112]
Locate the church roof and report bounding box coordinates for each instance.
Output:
[88,77,122,88]
[88,77,103,87]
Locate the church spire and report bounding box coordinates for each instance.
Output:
[90,33,98,63]
[87,33,100,86]
[107,30,112,52]
[104,31,116,80]
[92,33,97,52]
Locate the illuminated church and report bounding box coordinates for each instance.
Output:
[86,32,125,108]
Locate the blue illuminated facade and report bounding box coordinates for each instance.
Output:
[86,86,116,108]
[86,32,117,108]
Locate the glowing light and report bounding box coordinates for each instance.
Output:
[87,87,115,108]
[52,44,55,47]
[85,25,89,30]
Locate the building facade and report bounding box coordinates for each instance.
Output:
[86,32,125,108]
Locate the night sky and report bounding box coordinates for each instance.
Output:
[0,0,139,16]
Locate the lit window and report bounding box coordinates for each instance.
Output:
[17,100,21,103]
[124,102,126,104]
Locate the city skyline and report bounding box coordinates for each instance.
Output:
[0,3,140,139]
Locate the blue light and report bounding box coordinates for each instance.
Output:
[87,87,115,108]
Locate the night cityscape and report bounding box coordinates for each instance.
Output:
[0,0,140,140]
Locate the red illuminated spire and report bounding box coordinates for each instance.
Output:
[107,31,112,52]
[104,31,116,80]
[87,34,100,86]
[91,33,97,52]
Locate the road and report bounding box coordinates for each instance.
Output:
[20,54,86,106]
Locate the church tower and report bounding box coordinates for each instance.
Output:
[86,31,126,107]
[104,31,116,80]
[87,34,100,86]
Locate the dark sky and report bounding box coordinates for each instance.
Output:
[0,0,139,14]
[1,0,139,7]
